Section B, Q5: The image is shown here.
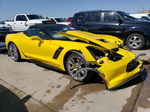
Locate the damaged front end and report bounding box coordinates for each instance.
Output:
[57,31,145,89]
[84,46,145,89]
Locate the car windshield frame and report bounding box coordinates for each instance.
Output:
[117,11,138,21]
[27,15,44,20]
[42,25,75,40]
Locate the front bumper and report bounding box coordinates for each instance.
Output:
[97,60,143,89]
[107,64,145,90]
[80,60,144,90]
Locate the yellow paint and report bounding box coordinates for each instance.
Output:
[5,31,143,89]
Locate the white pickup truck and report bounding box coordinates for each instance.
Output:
[47,17,70,25]
[5,14,51,31]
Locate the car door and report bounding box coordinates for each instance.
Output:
[72,13,85,30]
[83,11,106,33]
[84,11,124,37]
[99,11,124,37]
[20,28,54,63]
[14,15,28,31]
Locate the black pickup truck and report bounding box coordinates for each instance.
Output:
[72,10,150,49]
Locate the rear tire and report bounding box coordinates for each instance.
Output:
[8,43,21,62]
[126,33,145,50]
[65,53,93,82]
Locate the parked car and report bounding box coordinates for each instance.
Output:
[130,13,150,19]
[0,21,12,42]
[6,24,144,89]
[66,17,73,22]
[72,10,150,49]
[130,13,150,22]
[47,17,70,25]
[66,17,73,26]
[5,14,51,32]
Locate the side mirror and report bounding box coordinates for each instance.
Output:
[117,19,123,25]
[31,36,44,43]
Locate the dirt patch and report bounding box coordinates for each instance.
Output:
[56,85,61,88]
[78,83,105,102]
[121,59,150,112]
[133,59,150,111]
[46,89,51,94]
[47,74,105,111]
[26,103,53,112]
[121,83,142,112]
[47,84,79,111]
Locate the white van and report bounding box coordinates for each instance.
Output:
[130,13,150,21]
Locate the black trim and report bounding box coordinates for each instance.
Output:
[30,60,65,72]
[53,47,64,59]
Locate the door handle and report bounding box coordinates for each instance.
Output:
[25,21,28,26]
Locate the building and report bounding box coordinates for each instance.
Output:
[138,10,150,14]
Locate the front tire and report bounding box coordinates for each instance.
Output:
[8,43,21,62]
[65,53,93,82]
[126,33,145,50]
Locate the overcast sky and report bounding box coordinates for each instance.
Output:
[0,0,150,20]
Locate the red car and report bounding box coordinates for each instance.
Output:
[66,17,73,26]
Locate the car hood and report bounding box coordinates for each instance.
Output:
[62,31,121,50]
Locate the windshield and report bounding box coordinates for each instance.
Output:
[141,16,150,21]
[55,18,65,22]
[43,25,75,40]
[117,11,137,21]
[27,15,44,20]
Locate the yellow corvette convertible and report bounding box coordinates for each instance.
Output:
[5,24,144,89]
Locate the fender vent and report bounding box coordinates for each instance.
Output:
[53,47,64,59]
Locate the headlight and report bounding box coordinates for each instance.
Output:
[86,46,105,60]
[126,60,140,72]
